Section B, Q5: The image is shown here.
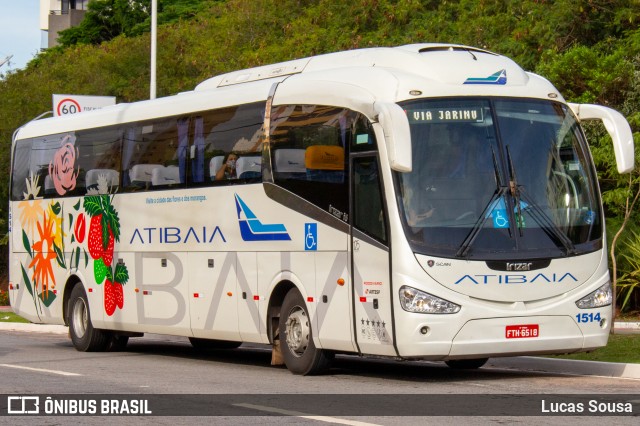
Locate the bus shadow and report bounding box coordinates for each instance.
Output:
[111,337,562,383]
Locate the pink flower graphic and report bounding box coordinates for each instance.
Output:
[49,137,79,196]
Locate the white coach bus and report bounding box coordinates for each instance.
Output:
[9,44,634,374]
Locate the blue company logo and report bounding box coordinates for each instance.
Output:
[464,69,507,85]
[305,223,317,251]
[235,194,291,241]
[454,273,578,285]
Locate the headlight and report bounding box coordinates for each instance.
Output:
[399,285,461,314]
[575,282,612,309]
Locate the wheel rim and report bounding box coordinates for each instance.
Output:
[71,297,88,339]
[284,306,309,357]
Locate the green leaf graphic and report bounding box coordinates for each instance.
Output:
[104,201,120,242]
[68,213,74,230]
[101,214,110,250]
[38,290,56,307]
[53,244,66,268]
[20,263,33,296]
[51,201,61,216]
[83,196,103,217]
[114,263,129,285]
[75,247,80,271]
[22,230,32,257]
[73,199,81,211]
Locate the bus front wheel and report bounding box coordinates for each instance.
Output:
[68,285,111,352]
[279,288,333,375]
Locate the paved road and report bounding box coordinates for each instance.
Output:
[0,327,638,425]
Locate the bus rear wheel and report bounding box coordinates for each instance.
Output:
[445,358,489,369]
[279,288,333,375]
[68,285,111,352]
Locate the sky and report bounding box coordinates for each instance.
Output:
[0,0,43,72]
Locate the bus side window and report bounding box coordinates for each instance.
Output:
[353,157,387,243]
[76,126,123,195]
[122,117,185,191]
[270,105,352,218]
[199,102,265,185]
[10,139,34,201]
[33,133,80,198]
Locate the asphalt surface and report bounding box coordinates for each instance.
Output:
[1,305,639,379]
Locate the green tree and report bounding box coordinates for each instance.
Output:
[57,0,216,47]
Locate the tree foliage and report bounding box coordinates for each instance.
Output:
[2,0,640,309]
[56,0,218,47]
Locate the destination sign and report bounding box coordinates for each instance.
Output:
[407,107,484,124]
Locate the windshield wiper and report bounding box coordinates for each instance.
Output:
[517,188,577,255]
[505,146,576,255]
[457,145,577,258]
[456,146,507,258]
[506,146,524,237]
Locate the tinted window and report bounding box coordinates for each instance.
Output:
[10,139,33,201]
[202,103,265,183]
[271,105,371,219]
[11,102,267,199]
[353,157,386,243]
[396,98,602,259]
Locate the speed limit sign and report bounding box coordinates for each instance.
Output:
[55,98,81,116]
[53,94,116,117]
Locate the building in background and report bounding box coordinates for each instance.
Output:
[40,0,89,48]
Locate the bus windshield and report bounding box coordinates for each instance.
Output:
[395,98,602,260]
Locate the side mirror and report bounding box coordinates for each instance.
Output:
[375,102,412,172]
[569,103,635,174]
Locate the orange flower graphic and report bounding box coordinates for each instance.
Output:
[28,213,57,298]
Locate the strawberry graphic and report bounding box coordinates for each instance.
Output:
[94,258,109,284]
[112,262,128,311]
[87,214,103,260]
[103,265,128,316]
[114,282,124,309]
[102,229,115,266]
[104,280,117,316]
[84,195,127,316]
[87,215,115,265]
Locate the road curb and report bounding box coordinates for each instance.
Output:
[488,356,640,380]
[612,321,640,336]
[0,321,68,335]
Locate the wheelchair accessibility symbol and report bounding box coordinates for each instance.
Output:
[305,223,318,251]
[492,209,509,229]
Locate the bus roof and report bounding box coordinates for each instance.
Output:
[15,43,563,141]
[196,43,562,101]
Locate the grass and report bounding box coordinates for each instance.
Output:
[0,311,30,323]
[546,334,640,364]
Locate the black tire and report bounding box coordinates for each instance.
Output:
[279,288,334,375]
[189,337,241,350]
[109,335,129,351]
[68,285,111,352]
[445,358,489,369]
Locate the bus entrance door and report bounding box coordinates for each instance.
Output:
[351,156,395,356]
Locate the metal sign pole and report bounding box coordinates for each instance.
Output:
[150,0,157,99]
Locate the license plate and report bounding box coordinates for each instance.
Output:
[505,324,539,339]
